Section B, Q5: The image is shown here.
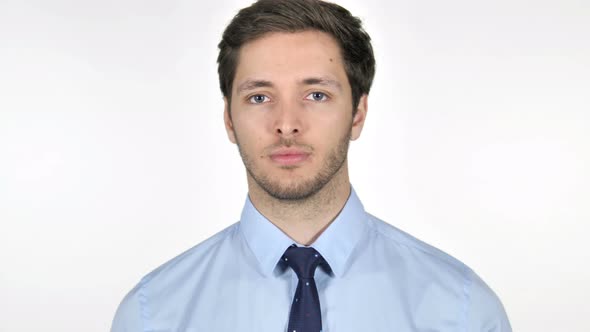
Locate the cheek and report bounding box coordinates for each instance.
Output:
[311,111,351,136]
[234,119,269,155]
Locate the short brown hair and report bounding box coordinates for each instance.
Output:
[217,0,376,113]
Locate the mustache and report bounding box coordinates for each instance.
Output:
[265,138,314,153]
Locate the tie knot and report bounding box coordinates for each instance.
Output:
[282,245,324,279]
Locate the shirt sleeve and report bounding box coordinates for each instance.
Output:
[110,283,144,332]
[465,270,512,332]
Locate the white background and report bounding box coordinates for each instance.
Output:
[1,0,588,331]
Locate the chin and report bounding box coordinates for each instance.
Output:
[265,187,319,201]
[257,176,329,201]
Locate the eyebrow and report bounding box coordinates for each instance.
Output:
[300,77,343,91]
[236,80,274,95]
[235,76,343,95]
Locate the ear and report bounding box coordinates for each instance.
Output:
[223,97,237,144]
[350,94,368,141]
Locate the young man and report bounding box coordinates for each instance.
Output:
[111,0,512,331]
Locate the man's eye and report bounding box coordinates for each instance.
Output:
[248,94,269,104]
[305,92,328,102]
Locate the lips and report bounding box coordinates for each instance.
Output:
[269,148,310,166]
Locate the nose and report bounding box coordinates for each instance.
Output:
[273,101,303,137]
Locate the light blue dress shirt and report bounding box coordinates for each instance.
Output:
[111,188,512,332]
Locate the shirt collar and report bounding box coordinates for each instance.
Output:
[239,186,367,278]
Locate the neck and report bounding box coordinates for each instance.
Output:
[247,164,351,246]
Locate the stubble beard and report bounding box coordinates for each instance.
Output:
[236,130,351,201]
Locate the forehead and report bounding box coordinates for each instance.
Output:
[232,30,349,94]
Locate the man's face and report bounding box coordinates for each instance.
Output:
[224,30,367,200]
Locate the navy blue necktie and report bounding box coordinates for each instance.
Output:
[283,244,327,332]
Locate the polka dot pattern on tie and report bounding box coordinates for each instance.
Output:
[283,244,327,332]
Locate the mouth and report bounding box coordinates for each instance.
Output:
[269,148,311,166]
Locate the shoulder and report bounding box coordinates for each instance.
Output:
[365,213,469,276]
[365,214,512,331]
[110,222,239,331]
[465,271,513,331]
[141,222,239,286]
